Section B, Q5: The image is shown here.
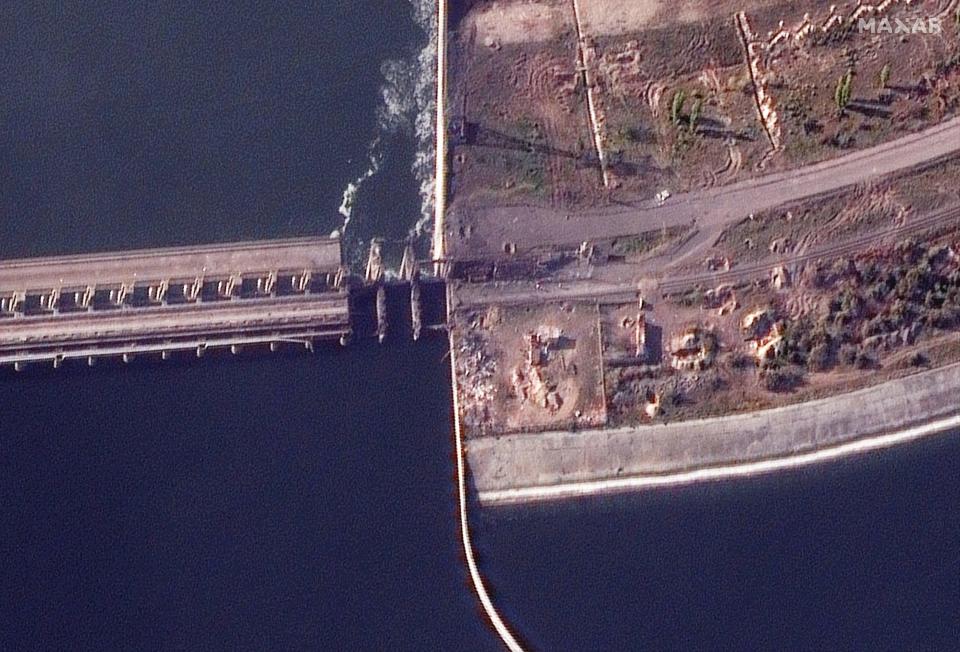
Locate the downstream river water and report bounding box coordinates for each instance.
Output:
[0,2,957,650]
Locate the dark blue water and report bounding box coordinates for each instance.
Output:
[1,2,958,651]
[0,2,502,650]
[476,433,960,651]
[0,0,424,259]
[0,340,505,650]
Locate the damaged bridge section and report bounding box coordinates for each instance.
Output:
[0,237,353,369]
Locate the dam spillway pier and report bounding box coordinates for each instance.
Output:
[0,237,446,371]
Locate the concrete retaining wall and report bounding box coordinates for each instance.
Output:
[468,362,960,505]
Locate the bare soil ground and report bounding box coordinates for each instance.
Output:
[452,301,607,436]
[464,0,798,42]
[711,156,960,267]
[605,210,960,425]
[450,0,960,209]
[449,1,960,433]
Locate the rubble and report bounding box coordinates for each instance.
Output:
[669,325,718,371]
[741,306,785,364]
[772,265,792,289]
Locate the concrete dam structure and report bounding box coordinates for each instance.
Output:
[0,237,444,370]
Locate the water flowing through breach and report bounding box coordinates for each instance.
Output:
[335,0,438,259]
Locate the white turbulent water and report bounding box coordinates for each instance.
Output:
[335,0,437,243]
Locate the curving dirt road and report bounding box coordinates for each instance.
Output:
[448,116,960,261]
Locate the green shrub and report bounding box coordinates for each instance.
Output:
[671,89,687,125]
[808,342,833,372]
[839,344,859,366]
[763,366,805,392]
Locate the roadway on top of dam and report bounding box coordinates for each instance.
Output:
[0,237,342,292]
[446,116,960,261]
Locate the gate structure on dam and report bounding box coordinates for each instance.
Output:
[0,237,443,370]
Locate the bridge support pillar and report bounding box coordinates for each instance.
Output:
[78,286,95,310]
[400,244,419,282]
[111,282,133,307]
[411,279,422,341]
[149,280,170,304]
[188,276,204,302]
[365,239,384,284]
[334,266,348,291]
[293,270,311,293]
[41,288,61,312]
[5,291,26,314]
[376,285,388,344]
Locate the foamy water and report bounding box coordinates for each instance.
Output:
[335,0,437,246]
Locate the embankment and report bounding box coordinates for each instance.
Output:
[468,362,960,505]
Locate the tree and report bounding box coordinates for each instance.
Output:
[671,89,687,126]
[879,63,891,89]
[763,366,804,392]
[808,342,833,372]
[834,70,853,115]
[689,97,703,133]
[854,351,876,370]
[839,344,859,366]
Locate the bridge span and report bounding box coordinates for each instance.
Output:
[0,237,443,370]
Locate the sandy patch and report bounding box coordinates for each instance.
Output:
[464,1,832,45]
[577,0,662,35]
[578,0,794,37]
[465,1,572,45]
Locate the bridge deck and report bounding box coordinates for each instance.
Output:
[0,237,342,293]
[0,293,350,364]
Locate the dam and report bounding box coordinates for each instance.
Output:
[0,237,446,370]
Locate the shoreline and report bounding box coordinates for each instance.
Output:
[466,361,960,507]
[476,412,960,506]
[448,299,525,650]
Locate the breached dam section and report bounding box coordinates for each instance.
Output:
[0,237,446,370]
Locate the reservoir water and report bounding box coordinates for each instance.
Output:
[0,2,957,650]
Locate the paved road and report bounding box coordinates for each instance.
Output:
[0,237,342,292]
[659,201,960,293]
[448,117,960,260]
[449,200,960,308]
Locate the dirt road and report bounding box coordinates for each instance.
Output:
[448,117,960,262]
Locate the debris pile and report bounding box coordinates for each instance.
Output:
[741,307,785,364]
[643,388,661,419]
[703,284,739,316]
[454,312,501,431]
[772,265,792,290]
[618,311,649,360]
[510,327,574,414]
[669,325,718,371]
[736,11,783,150]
